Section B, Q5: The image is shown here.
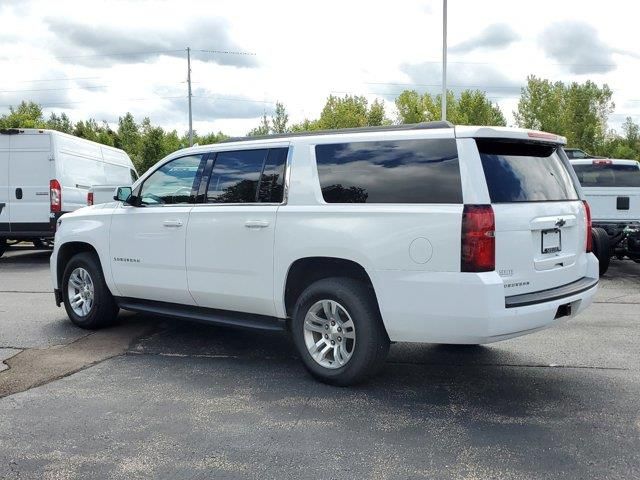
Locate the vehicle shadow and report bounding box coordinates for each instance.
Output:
[0,246,52,265]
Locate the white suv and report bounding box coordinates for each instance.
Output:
[50,122,599,385]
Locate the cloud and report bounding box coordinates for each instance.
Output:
[539,21,616,74]
[44,17,258,68]
[167,91,271,123]
[451,23,519,54]
[394,62,521,99]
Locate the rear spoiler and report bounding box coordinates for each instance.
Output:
[455,126,567,145]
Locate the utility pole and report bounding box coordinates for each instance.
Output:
[187,47,193,146]
[441,0,448,121]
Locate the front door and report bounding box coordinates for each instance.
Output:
[110,154,205,305]
[186,146,288,316]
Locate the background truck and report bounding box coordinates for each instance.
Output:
[0,128,137,257]
[570,158,640,274]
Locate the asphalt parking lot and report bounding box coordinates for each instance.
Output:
[0,245,639,479]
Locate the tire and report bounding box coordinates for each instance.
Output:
[591,227,610,276]
[33,238,54,249]
[62,252,119,329]
[291,277,390,386]
[0,238,6,258]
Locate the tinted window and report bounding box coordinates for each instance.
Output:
[572,163,640,188]
[258,148,287,203]
[130,169,139,183]
[207,149,268,203]
[478,140,579,203]
[564,149,587,159]
[315,139,462,203]
[139,155,202,205]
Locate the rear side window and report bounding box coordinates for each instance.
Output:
[572,163,640,188]
[478,140,579,203]
[315,139,462,203]
[206,147,288,203]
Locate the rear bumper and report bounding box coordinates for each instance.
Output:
[375,255,599,344]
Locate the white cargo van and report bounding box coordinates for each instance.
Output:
[0,128,137,256]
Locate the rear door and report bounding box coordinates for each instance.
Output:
[476,139,588,297]
[8,132,52,231]
[0,134,10,235]
[186,146,288,316]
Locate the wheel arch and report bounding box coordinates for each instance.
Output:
[56,241,102,289]
[282,256,382,321]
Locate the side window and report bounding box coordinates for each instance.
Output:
[207,149,267,203]
[130,169,139,183]
[139,155,203,206]
[258,148,287,203]
[315,139,462,204]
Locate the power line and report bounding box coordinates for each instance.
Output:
[0,84,110,94]
[6,76,101,84]
[196,49,256,56]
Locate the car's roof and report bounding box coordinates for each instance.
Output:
[170,124,566,159]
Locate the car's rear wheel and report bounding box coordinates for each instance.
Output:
[591,227,610,276]
[291,277,389,386]
[62,252,119,329]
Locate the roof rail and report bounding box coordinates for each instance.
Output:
[220,121,454,143]
[0,128,24,135]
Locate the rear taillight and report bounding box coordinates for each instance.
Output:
[87,192,94,206]
[50,179,61,213]
[461,205,495,272]
[583,200,592,253]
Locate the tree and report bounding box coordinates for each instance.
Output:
[138,122,166,173]
[621,117,639,151]
[116,113,141,157]
[46,112,73,134]
[395,89,505,126]
[248,113,270,136]
[515,76,614,153]
[271,102,289,134]
[0,101,46,128]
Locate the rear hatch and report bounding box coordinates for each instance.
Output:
[477,139,589,297]
[571,160,640,223]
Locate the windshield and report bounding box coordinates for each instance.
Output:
[572,163,640,188]
[477,139,579,203]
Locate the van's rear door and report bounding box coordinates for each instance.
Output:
[8,132,53,232]
[476,139,589,297]
[0,134,10,234]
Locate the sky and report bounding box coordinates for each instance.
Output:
[0,0,639,137]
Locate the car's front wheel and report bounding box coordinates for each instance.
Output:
[62,252,119,329]
[291,277,389,386]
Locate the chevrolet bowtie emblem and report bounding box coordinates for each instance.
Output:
[555,218,566,228]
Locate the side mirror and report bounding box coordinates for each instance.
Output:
[114,186,133,204]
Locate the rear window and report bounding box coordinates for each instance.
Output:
[315,139,462,204]
[572,163,640,188]
[477,140,579,203]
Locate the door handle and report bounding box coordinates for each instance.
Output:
[15,188,22,199]
[163,219,183,228]
[244,220,270,229]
